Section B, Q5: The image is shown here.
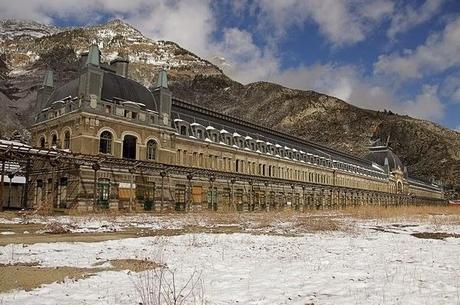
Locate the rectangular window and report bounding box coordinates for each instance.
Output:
[105,105,112,114]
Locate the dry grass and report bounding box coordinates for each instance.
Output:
[337,205,460,224]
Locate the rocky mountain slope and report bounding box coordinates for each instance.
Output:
[0,19,459,188]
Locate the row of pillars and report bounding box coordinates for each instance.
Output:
[178,175,444,212]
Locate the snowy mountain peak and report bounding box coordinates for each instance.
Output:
[0,19,61,41]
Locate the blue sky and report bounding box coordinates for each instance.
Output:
[1,0,459,130]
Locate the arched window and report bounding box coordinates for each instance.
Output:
[51,134,58,147]
[39,137,45,148]
[63,130,71,150]
[122,135,137,159]
[99,131,113,154]
[146,140,157,160]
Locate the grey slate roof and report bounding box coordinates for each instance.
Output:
[171,98,381,171]
[47,78,79,104]
[364,146,404,172]
[45,72,158,111]
[101,73,157,111]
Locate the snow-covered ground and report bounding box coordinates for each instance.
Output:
[0,214,459,305]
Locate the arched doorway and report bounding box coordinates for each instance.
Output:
[122,135,137,159]
[397,181,403,193]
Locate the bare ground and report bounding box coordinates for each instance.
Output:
[0,259,161,293]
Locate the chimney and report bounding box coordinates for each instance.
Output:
[86,44,101,66]
[152,69,172,126]
[79,52,89,68]
[36,70,54,113]
[110,58,129,78]
[78,44,104,108]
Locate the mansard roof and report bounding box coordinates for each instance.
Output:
[45,71,158,111]
[171,97,381,171]
[101,72,157,111]
[365,146,404,173]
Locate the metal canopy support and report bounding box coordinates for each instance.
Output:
[0,141,447,209]
[0,159,4,211]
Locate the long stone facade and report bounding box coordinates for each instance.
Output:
[28,45,445,212]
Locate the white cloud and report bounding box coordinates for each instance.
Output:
[253,0,394,46]
[375,17,460,80]
[124,0,215,57]
[441,74,460,104]
[399,85,444,121]
[210,28,279,83]
[387,0,445,39]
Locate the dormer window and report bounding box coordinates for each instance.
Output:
[233,132,242,148]
[256,140,266,153]
[174,119,189,136]
[245,136,255,151]
[206,126,219,142]
[191,123,205,140]
[220,130,231,145]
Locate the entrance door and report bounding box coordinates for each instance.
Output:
[97,179,110,209]
[175,185,186,211]
[122,135,137,159]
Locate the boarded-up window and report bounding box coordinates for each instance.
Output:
[191,186,203,204]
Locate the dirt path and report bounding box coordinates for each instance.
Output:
[0,259,161,293]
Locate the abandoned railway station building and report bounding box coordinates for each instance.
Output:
[21,44,444,211]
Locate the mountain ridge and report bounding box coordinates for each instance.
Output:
[0,19,458,191]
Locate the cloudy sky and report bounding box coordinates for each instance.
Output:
[1,0,459,130]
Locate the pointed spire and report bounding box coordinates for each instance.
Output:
[42,70,54,88]
[86,44,100,66]
[156,69,168,89]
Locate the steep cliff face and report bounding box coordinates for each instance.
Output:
[0,19,459,186]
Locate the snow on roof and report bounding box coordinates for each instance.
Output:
[256,139,265,143]
[233,132,241,137]
[0,140,31,148]
[206,126,216,130]
[284,146,291,150]
[1,175,25,184]
[266,141,273,146]
[190,122,204,127]
[173,118,184,123]
[121,101,145,107]
[220,129,230,134]
[372,163,384,172]
[275,144,282,148]
[245,136,253,140]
